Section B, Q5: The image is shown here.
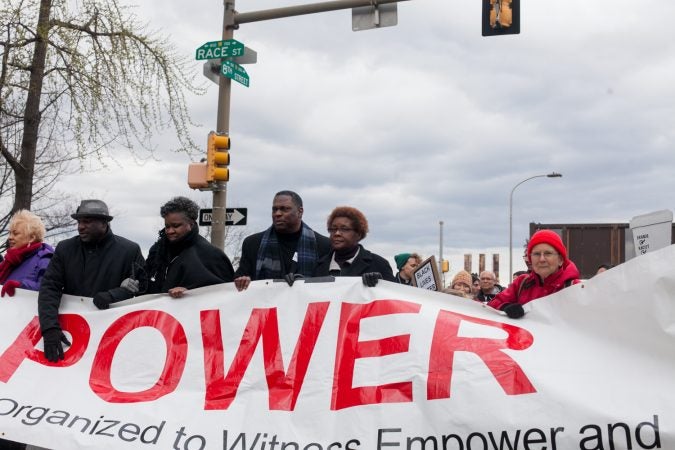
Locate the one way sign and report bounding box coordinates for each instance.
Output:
[199,208,247,226]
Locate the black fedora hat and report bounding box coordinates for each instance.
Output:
[71,199,113,221]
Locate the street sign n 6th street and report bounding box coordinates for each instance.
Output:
[195,39,245,60]
[221,60,250,87]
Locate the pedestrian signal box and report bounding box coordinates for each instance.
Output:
[207,132,231,182]
[482,0,520,36]
[188,162,209,190]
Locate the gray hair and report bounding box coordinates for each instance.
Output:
[160,196,199,222]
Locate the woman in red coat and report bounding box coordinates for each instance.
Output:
[488,229,580,318]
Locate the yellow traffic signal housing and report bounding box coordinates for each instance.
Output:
[490,0,512,28]
[207,131,231,182]
[441,259,450,273]
[482,0,520,36]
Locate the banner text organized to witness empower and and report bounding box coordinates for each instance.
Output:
[1,245,674,449]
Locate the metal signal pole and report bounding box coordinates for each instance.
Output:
[210,0,410,249]
[210,0,235,250]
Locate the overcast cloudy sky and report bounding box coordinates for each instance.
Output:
[59,0,675,283]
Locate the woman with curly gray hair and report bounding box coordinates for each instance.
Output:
[145,196,234,298]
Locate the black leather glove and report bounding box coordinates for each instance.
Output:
[283,273,304,286]
[502,303,525,319]
[361,272,383,287]
[93,291,114,310]
[120,278,140,294]
[43,328,71,362]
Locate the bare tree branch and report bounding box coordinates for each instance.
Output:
[0,0,206,237]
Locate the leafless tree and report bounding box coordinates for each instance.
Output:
[0,0,204,236]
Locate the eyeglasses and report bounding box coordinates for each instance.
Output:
[328,227,355,234]
[479,278,495,281]
[530,251,559,259]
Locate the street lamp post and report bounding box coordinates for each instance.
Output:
[509,172,562,281]
[439,220,444,287]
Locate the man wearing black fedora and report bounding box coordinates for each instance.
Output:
[38,199,145,362]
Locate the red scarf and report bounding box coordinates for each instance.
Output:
[0,242,43,283]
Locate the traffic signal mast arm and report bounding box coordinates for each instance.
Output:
[203,0,411,250]
[234,0,409,25]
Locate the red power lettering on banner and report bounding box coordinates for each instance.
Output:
[89,310,187,403]
[201,302,330,411]
[0,314,90,382]
[331,299,421,410]
[427,310,536,398]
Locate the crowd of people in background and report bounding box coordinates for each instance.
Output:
[0,192,595,324]
[0,192,599,315]
[0,190,610,449]
[2,194,595,350]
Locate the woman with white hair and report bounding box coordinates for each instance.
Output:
[0,210,54,297]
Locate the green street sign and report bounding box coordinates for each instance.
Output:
[221,60,250,87]
[195,39,245,60]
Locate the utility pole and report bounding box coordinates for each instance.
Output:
[439,220,444,287]
[208,0,411,249]
[508,172,562,280]
[210,0,236,250]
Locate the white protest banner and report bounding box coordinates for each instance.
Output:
[1,245,675,449]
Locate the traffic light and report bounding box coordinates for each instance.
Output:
[441,259,450,273]
[206,131,231,182]
[482,0,520,36]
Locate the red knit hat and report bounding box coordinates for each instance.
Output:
[527,230,567,261]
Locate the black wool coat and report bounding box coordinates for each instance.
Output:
[313,245,396,282]
[38,228,144,332]
[146,229,234,294]
[235,226,331,280]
